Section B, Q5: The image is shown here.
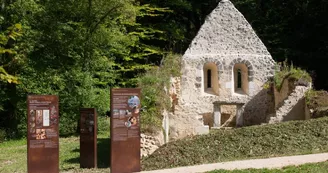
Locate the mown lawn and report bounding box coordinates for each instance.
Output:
[208,161,328,173]
[142,117,328,170]
[0,118,111,173]
[0,133,111,173]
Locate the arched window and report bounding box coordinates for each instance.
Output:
[233,64,249,95]
[203,63,219,94]
[237,69,242,88]
[207,69,212,88]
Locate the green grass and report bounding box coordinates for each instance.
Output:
[0,139,27,172]
[208,161,328,173]
[2,117,328,172]
[142,117,328,171]
[0,118,111,173]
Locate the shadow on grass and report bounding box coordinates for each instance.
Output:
[64,137,111,168]
[72,148,79,153]
[97,137,110,168]
[66,157,80,165]
[60,133,79,138]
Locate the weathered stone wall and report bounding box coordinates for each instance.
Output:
[202,112,214,128]
[181,55,274,100]
[167,77,209,140]
[268,85,310,123]
[283,98,306,121]
[274,79,296,110]
[168,54,275,139]
[184,0,271,56]
[141,133,162,158]
[167,0,276,140]
[243,88,275,125]
[305,104,311,120]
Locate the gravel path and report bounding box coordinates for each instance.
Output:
[140,153,328,173]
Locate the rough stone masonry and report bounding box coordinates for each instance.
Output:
[167,0,276,140]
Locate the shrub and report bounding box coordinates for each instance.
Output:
[138,54,181,134]
[273,60,312,91]
[305,89,328,118]
[306,90,328,108]
[98,116,110,135]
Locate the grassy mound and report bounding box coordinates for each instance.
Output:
[142,117,328,170]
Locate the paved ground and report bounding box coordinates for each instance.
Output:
[139,153,328,173]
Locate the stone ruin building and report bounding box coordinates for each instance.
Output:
[162,0,311,141]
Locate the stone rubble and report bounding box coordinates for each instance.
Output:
[140,133,160,158]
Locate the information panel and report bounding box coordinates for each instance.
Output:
[80,108,97,168]
[27,95,59,173]
[110,88,141,173]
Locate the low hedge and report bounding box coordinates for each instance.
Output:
[142,117,328,170]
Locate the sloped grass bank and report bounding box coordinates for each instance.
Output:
[142,117,328,170]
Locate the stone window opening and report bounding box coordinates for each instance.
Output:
[203,63,219,95]
[233,64,249,95]
[207,69,212,88]
[237,69,242,89]
[213,102,244,129]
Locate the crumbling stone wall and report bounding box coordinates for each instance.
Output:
[268,81,311,124]
[167,0,276,140]
[141,133,163,158]
[274,79,297,110]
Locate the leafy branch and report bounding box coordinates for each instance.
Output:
[0,24,22,84]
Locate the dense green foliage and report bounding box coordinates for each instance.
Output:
[0,24,21,84]
[138,0,218,53]
[142,117,328,170]
[1,0,328,138]
[0,0,167,138]
[138,54,181,134]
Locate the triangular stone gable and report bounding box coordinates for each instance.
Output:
[184,0,271,56]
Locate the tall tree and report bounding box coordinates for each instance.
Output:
[0,0,167,137]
